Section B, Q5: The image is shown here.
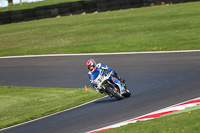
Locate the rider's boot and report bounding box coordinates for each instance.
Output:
[114,71,126,83]
[117,75,126,83]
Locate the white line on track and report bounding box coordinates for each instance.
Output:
[0,96,108,132]
[0,50,200,59]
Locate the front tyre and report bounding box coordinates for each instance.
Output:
[106,86,123,100]
[124,86,131,98]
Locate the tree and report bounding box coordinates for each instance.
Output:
[7,0,23,6]
[8,0,13,6]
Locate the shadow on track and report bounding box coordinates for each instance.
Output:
[94,97,119,104]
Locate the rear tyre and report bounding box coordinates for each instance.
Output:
[106,86,123,100]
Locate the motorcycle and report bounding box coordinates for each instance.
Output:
[91,69,131,100]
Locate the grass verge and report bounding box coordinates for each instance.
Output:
[0,86,104,129]
[103,107,200,133]
[0,2,200,57]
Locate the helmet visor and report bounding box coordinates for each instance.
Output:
[87,59,96,71]
[88,65,94,71]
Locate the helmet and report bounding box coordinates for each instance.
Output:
[87,59,96,72]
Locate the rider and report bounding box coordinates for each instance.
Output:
[87,59,125,93]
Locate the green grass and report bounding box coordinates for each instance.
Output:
[0,86,104,129]
[103,108,200,133]
[0,0,79,12]
[0,2,200,57]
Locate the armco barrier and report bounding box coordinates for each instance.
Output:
[122,0,133,9]
[84,1,97,13]
[96,0,109,12]
[0,0,199,25]
[71,1,82,13]
[107,0,122,11]
[0,11,12,24]
[23,9,35,21]
[58,3,72,16]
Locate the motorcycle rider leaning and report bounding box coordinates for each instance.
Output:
[87,59,125,93]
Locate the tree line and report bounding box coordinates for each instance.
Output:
[8,0,23,6]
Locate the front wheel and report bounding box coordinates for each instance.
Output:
[124,87,131,98]
[106,86,123,100]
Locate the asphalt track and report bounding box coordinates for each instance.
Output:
[0,51,200,133]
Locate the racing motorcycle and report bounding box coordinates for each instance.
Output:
[92,69,131,100]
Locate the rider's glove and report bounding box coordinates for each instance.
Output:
[103,69,111,74]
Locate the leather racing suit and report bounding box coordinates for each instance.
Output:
[88,63,123,92]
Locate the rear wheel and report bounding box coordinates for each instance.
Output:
[106,86,123,100]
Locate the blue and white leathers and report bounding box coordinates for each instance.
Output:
[88,63,125,94]
[88,63,113,88]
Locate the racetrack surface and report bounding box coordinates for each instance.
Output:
[0,51,200,133]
